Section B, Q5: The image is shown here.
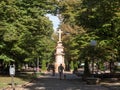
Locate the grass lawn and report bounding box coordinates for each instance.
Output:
[0,72,34,89]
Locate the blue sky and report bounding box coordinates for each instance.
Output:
[46,14,60,31]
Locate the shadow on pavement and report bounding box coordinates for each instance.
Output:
[23,72,110,90]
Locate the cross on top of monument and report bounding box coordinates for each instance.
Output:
[58,29,62,42]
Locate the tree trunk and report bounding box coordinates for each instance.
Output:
[109,60,114,73]
[83,59,90,79]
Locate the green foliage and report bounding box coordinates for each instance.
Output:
[41,60,47,71]
[70,60,74,70]
[0,54,14,63]
[58,0,120,74]
[0,0,56,70]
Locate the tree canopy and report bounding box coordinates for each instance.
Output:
[0,0,56,70]
[56,0,120,73]
[0,0,120,74]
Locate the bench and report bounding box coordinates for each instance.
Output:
[86,77,100,84]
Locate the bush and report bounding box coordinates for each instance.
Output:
[70,61,74,70]
[41,60,47,71]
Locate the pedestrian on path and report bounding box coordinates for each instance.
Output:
[58,64,64,80]
[52,64,55,76]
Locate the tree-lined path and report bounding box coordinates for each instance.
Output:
[24,72,120,90]
[24,78,109,90]
[5,71,116,90]
[0,0,120,90]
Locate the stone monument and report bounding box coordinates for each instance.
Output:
[55,29,65,72]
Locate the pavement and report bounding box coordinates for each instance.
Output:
[3,71,120,90]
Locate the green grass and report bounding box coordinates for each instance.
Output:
[0,72,34,89]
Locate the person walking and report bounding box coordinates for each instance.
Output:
[52,64,55,76]
[58,64,64,80]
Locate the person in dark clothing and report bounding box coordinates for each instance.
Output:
[52,64,55,76]
[58,64,64,80]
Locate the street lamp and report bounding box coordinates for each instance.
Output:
[90,40,97,74]
[90,40,97,46]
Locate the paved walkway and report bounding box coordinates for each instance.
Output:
[3,71,120,90]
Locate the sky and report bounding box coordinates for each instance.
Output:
[46,14,60,31]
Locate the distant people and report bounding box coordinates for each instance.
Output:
[47,63,55,76]
[58,64,64,80]
[47,63,52,72]
[51,64,55,76]
[73,67,78,74]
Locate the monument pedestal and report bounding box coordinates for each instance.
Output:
[55,41,65,72]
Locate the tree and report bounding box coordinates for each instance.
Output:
[57,0,120,75]
[0,0,56,72]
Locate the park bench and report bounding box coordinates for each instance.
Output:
[86,77,100,85]
[94,73,120,79]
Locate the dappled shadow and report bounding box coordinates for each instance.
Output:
[23,72,112,90]
[15,72,34,82]
[24,78,115,90]
[1,71,120,90]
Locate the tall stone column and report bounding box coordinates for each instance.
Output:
[55,29,65,72]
